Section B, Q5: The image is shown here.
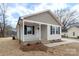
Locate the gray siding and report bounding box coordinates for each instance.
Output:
[25,12,59,25]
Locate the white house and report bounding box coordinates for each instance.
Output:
[67,26,79,38]
[16,10,62,45]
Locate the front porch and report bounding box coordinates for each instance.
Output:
[21,20,48,44]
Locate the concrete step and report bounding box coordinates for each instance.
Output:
[41,40,49,44]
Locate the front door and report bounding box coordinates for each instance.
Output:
[41,24,47,40]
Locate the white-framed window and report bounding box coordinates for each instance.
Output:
[56,27,60,34]
[24,25,35,35]
[50,26,55,35]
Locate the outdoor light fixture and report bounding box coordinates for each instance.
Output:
[37,27,39,30]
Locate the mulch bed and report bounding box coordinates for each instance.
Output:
[20,42,48,52]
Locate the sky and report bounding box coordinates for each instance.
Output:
[4,3,79,28]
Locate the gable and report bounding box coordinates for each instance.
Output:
[23,11,61,25]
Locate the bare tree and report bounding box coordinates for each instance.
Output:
[55,9,79,32]
[0,3,8,37]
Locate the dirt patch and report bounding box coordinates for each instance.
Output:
[20,43,48,52]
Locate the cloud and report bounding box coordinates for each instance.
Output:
[71,4,79,12]
[34,3,68,13]
[7,4,33,16]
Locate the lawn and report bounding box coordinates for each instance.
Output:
[0,37,79,56]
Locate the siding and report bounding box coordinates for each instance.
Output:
[67,27,79,38]
[24,12,59,25]
[47,25,61,40]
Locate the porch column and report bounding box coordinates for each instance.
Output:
[39,24,41,40]
[22,20,24,42]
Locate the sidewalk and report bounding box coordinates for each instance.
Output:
[44,38,79,47]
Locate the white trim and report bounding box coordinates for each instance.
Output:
[24,19,60,27]
[39,24,41,40]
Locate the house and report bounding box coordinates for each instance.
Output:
[66,26,79,38]
[16,10,62,45]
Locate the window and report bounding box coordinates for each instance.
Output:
[24,25,34,35]
[56,27,60,34]
[50,26,55,35]
[73,32,75,36]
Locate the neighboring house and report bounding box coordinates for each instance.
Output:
[67,26,79,38]
[16,10,62,45]
[62,26,79,38]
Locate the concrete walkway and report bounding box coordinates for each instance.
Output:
[44,38,79,47]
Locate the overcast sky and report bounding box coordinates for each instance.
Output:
[5,3,79,28]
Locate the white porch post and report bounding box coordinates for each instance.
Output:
[39,24,41,40]
[22,20,24,42]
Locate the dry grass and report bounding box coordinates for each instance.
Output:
[0,37,79,56]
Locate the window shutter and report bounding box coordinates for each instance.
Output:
[32,26,34,35]
[24,25,27,35]
[50,26,52,35]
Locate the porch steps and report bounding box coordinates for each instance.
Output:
[41,40,49,44]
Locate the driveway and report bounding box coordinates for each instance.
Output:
[44,38,79,47]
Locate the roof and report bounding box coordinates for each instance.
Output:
[19,10,62,26]
[68,26,79,30]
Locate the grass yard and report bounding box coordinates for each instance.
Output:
[0,37,79,56]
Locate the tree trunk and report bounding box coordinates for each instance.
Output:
[2,13,5,37]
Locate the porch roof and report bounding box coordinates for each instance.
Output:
[23,19,61,27]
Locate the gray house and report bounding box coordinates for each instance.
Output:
[16,10,62,45]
